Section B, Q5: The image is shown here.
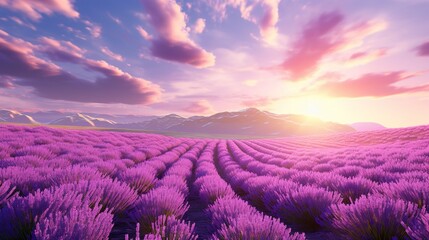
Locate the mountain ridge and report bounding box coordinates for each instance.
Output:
[0,108,356,137]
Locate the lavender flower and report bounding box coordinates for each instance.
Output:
[320,195,423,239]
[129,186,189,234]
[32,204,113,240]
[212,213,306,240]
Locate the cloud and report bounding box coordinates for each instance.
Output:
[10,17,36,30]
[108,13,122,25]
[0,0,79,21]
[140,0,215,68]
[150,38,215,67]
[0,31,161,104]
[416,41,429,56]
[277,11,387,81]
[256,0,281,45]
[0,76,14,89]
[83,20,102,38]
[346,48,387,67]
[193,18,206,34]
[242,97,274,107]
[100,47,124,62]
[136,26,152,40]
[206,0,281,45]
[314,71,429,97]
[39,37,85,62]
[182,100,214,114]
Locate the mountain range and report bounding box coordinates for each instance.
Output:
[0,108,384,137]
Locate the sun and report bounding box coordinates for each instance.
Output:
[304,99,323,117]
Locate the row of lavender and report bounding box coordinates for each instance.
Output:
[0,125,304,239]
[0,125,203,239]
[218,126,429,239]
[0,124,429,239]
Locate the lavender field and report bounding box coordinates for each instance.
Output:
[0,124,429,240]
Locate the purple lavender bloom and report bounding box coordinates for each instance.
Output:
[379,180,429,209]
[0,167,50,195]
[320,195,423,239]
[404,213,429,240]
[118,167,158,194]
[155,176,189,196]
[262,180,300,213]
[199,180,236,206]
[129,186,189,235]
[334,166,362,178]
[145,215,198,240]
[207,196,258,230]
[334,177,377,204]
[32,204,113,240]
[212,213,306,240]
[361,168,398,183]
[58,179,138,214]
[0,180,16,206]
[0,187,84,239]
[50,166,106,186]
[272,185,341,231]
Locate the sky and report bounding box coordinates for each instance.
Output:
[0,0,428,127]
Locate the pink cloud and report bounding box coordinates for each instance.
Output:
[0,0,79,21]
[346,48,387,66]
[100,47,124,62]
[0,76,14,89]
[83,20,102,38]
[416,41,429,56]
[257,0,281,45]
[315,71,429,97]
[182,100,214,114]
[277,11,387,80]
[242,97,274,107]
[278,11,344,80]
[39,37,85,62]
[193,18,206,34]
[206,0,281,45]
[140,0,215,68]
[0,31,161,104]
[136,26,152,40]
[10,16,36,30]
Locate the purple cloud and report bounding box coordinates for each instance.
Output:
[346,48,387,66]
[279,11,344,80]
[314,72,429,97]
[416,41,429,56]
[100,47,124,62]
[0,0,79,21]
[182,100,214,114]
[0,76,14,88]
[241,97,274,107]
[206,0,281,45]
[0,31,161,104]
[277,11,387,80]
[140,0,215,68]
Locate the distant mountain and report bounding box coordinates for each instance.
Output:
[49,113,116,127]
[25,111,157,124]
[138,114,187,130]
[351,122,386,131]
[6,108,356,137]
[0,110,38,124]
[168,108,354,136]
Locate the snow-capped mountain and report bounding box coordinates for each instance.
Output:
[49,113,116,127]
[0,110,38,124]
[168,108,354,136]
[5,108,357,137]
